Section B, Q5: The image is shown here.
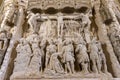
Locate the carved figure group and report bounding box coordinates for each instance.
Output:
[13,12,109,77]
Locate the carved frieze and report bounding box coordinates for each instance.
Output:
[28,0,92,10]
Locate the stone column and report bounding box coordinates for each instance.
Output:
[94,0,120,77]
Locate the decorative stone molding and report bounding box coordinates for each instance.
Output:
[28,0,92,11]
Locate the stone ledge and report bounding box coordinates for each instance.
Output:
[10,78,120,80]
[113,78,120,80]
[11,78,120,80]
[10,78,102,80]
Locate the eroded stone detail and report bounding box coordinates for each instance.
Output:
[0,0,120,80]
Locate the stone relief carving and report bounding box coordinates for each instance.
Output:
[10,11,112,79]
[1,0,120,79]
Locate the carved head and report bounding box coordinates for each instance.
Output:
[7,32,12,39]
[34,37,39,43]
[0,32,6,39]
[63,38,72,45]
[20,38,27,45]
[48,39,54,44]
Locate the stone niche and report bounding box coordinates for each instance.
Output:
[0,0,120,80]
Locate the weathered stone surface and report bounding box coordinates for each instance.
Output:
[0,0,120,80]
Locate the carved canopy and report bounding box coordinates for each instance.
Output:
[28,0,92,13]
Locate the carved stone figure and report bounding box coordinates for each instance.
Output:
[40,38,47,70]
[57,13,64,38]
[89,37,101,73]
[45,39,57,69]
[29,36,42,74]
[79,13,91,43]
[49,21,57,38]
[26,33,38,44]
[27,12,41,33]
[14,38,32,73]
[2,0,120,79]
[62,39,75,74]
[75,41,89,73]
[97,41,108,73]
[49,52,64,74]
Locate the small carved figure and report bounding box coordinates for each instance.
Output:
[97,41,108,73]
[57,13,64,38]
[49,21,57,38]
[79,13,91,43]
[40,38,47,70]
[89,37,101,73]
[49,52,64,74]
[75,41,89,73]
[62,39,75,74]
[14,38,32,72]
[45,39,57,69]
[29,37,42,73]
[27,11,41,33]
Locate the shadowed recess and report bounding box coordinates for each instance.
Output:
[61,7,75,14]
[31,8,42,14]
[44,7,58,14]
[104,19,114,25]
[76,7,88,13]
